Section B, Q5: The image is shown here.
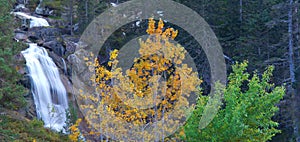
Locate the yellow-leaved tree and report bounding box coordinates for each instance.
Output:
[72,18,201,141]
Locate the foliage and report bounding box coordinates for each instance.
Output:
[0,0,27,110]
[64,103,79,132]
[78,18,200,141]
[68,118,83,142]
[182,61,285,141]
[0,115,70,141]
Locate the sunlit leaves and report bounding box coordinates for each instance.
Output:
[78,18,201,141]
[183,61,285,142]
[69,119,82,142]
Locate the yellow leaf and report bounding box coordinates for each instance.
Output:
[108,61,112,67]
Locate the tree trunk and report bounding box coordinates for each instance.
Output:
[239,0,242,22]
[69,0,73,35]
[288,0,299,141]
[85,0,88,24]
[295,0,299,58]
[289,0,295,84]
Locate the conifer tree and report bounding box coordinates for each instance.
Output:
[0,0,27,110]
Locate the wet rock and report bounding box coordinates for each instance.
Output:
[28,27,61,42]
[13,12,50,28]
[36,39,44,46]
[43,40,65,56]
[14,31,28,41]
[14,4,31,13]
[60,74,73,97]
[48,50,65,70]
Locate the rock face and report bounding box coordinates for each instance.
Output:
[43,40,65,56]
[60,74,73,98]
[25,92,37,119]
[28,27,62,42]
[67,53,86,74]
[48,51,66,70]
[64,40,77,56]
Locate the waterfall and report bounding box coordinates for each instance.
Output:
[61,58,67,75]
[35,0,44,15]
[13,12,50,28]
[22,43,68,131]
[29,16,49,28]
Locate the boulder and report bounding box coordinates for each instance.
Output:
[14,31,28,41]
[67,53,86,74]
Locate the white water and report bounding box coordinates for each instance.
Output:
[22,44,68,131]
[61,58,67,75]
[35,0,44,15]
[13,12,49,28]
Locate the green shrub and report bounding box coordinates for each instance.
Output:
[183,61,285,142]
[0,115,70,141]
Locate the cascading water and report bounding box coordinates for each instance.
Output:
[61,58,67,75]
[13,12,50,28]
[22,43,68,131]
